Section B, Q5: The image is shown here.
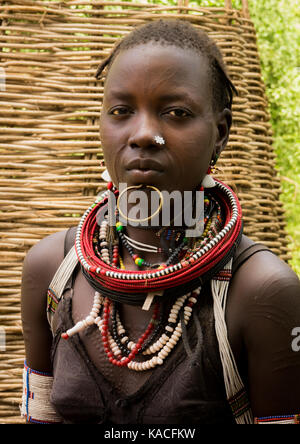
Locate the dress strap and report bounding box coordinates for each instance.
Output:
[46,227,79,332]
[211,242,273,424]
[232,243,272,275]
[63,226,78,291]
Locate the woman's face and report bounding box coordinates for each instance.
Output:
[100,43,230,193]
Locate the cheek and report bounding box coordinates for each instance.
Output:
[100,123,118,181]
[100,114,112,148]
[100,117,121,161]
[170,123,215,178]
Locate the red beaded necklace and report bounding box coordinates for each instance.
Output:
[101,298,160,368]
[75,179,242,305]
[62,179,243,374]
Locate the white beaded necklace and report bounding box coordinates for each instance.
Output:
[61,287,201,371]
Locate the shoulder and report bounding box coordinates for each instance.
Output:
[228,237,300,416]
[22,229,69,288]
[227,235,300,348]
[21,228,77,314]
[21,229,72,371]
[227,234,300,350]
[231,235,300,305]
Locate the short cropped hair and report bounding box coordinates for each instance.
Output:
[95,19,237,112]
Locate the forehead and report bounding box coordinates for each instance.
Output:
[104,43,212,104]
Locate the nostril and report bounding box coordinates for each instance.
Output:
[129,141,158,150]
[128,129,163,150]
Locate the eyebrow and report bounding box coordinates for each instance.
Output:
[157,93,198,109]
[105,90,199,109]
[105,90,133,101]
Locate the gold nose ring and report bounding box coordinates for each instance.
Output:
[117,184,164,223]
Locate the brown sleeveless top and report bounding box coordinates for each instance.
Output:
[49,229,269,424]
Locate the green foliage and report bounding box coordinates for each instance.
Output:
[247,0,300,275]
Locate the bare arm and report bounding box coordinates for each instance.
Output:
[228,250,300,418]
[21,230,67,372]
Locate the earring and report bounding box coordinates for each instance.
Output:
[201,173,215,189]
[101,168,112,182]
[211,154,219,170]
[201,165,216,189]
[201,154,219,189]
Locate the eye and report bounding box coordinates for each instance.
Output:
[165,108,192,118]
[109,107,131,116]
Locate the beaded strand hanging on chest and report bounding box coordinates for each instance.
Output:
[61,179,243,371]
[75,179,242,304]
[61,287,201,371]
[55,179,253,423]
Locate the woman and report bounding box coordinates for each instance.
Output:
[20,19,300,424]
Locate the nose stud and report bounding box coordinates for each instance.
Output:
[154,135,165,145]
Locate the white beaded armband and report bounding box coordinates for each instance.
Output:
[254,414,300,424]
[20,361,62,424]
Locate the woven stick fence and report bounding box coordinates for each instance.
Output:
[0,0,290,423]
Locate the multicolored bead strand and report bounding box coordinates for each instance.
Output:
[74,180,242,300]
[61,286,201,371]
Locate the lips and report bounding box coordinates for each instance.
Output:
[125,158,164,172]
[122,157,165,185]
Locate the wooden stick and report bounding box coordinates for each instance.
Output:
[241,0,250,17]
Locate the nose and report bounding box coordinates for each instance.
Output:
[128,112,163,149]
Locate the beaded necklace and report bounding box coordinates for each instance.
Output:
[111,301,164,356]
[113,194,220,270]
[116,227,188,269]
[75,180,242,306]
[62,288,200,371]
[62,179,243,371]
[93,198,220,269]
[56,180,253,423]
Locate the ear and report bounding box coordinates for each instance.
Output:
[214,108,232,159]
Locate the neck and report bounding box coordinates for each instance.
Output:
[120,224,184,270]
[115,186,199,270]
[115,189,207,270]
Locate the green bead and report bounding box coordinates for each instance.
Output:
[135,257,144,267]
[116,222,123,232]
